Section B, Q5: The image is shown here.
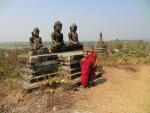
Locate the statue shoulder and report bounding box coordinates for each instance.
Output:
[29,37,33,41]
[29,37,34,45]
[60,32,63,36]
[68,32,72,37]
[39,37,42,40]
[51,32,55,34]
[68,32,71,35]
[51,32,55,37]
[75,32,78,37]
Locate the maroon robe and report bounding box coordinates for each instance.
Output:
[80,57,91,88]
[88,52,97,81]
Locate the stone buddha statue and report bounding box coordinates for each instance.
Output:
[29,27,49,55]
[51,21,66,52]
[68,23,83,50]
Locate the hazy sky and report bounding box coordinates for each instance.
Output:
[0,0,150,42]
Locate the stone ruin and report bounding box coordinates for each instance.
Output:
[51,21,83,53]
[20,22,102,90]
[95,32,107,53]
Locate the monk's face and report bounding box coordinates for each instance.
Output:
[84,53,88,59]
[90,46,94,52]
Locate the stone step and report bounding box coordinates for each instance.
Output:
[18,78,48,91]
[28,62,59,68]
[30,65,58,76]
[28,72,57,83]
[29,53,58,64]
[72,71,102,86]
[66,72,81,80]
[58,51,83,61]
[62,63,81,68]
[22,81,39,91]
[62,67,81,74]
[20,74,31,83]
[19,71,103,91]
[20,72,57,83]
[59,60,81,65]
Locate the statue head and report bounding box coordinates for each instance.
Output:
[100,32,102,38]
[70,23,77,32]
[32,27,40,37]
[54,21,62,32]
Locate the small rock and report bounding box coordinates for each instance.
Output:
[53,106,56,111]
[35,91,40,95]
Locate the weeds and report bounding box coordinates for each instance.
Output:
[16,48,28,55]
[47,76,74,91]
[0,50,21,86]
[97,40,150,67]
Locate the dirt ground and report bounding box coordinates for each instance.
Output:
[0,64,150,113]
[73,64,150,113]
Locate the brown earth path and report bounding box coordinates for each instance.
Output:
[72,64,150,113]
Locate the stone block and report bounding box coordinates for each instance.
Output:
[27,53,59,77]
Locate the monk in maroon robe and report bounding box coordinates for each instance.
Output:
[88,46,97,86]
[80,52,91,88]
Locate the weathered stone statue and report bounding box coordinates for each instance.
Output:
[51,21,66,52]
[29,27,49,55]
[99,32,106,48]
[94,32,107,53]
[68,23,83,50]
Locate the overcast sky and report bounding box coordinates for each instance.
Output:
[0,0,150,42]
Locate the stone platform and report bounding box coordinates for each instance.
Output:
[58,51,83,81]
[28,53,59,76]
[20,51,102,90]
[57,51,102,86]
[20,53,59,90]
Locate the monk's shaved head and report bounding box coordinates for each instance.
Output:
[89,45,94,52]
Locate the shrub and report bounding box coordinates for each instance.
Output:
[0,50,21,85]
[16,48,28,55]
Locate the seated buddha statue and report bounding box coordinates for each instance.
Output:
[68,23,83,51]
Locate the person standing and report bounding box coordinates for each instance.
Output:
[80,52,91,88]
[88,46,97,86]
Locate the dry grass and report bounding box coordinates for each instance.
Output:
[0,49,21,86]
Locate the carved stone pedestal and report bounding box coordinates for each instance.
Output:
[20,54,59,90]
[58,51,83,81]
[20,51,102,90]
